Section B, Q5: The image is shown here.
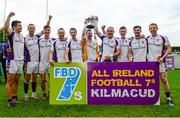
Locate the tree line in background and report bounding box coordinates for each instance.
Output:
[0,28,8,43]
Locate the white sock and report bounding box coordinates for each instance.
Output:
[167,97,171,101]
[25,93,29,97]
[32,92,36,97]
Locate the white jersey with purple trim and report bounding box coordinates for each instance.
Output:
[100,35,120,61]
[66,39,83,62]
[147,34,170,61]
[116,37,130,62]
[129,38,147,62]
[12,33,24,60]
[24,34,41,62]
[39,37,56,64]
[51,38,67,62]
[8,32,24,74]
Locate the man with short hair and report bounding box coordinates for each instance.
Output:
[65,28,83,62]
[147,23,174,107]
[117,26,131,62]
[39,25,55,99]
[96,26,120,62]
[49,28,67,65]
[24,15,52,102]
[82,28,99,62]
[4,12,24,107]
[128,26,147,62]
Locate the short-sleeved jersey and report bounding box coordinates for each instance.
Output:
[8,32,24,61]
[39,37,56,63]
[66,39,83,62]
[147,34,170,61]
[82,38,99,61]
[129,38,147,62]
[100,35,119,61]
[24,34,41,63]
[51,38,67,62]
[116,37,131,62]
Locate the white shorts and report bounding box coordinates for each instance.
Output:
[72,59,83,62]
[160,62,166,73]
[118,59,130,62]
[9,60,24,74]
[39,62,50,74]
[26,62,39,74]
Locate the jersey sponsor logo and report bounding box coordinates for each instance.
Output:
[87,43,96,50]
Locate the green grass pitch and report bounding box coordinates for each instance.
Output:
[0,70,180,117]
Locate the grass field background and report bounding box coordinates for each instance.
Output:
[0,70,180,117]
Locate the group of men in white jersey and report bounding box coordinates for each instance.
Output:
[95,24,173,107]
[3,12,174,107]
[4,12,54,107]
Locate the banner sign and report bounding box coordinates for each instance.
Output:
[50,62,159,105]
[87,62,159,105]
[165,56,174,70]
[50,62,87,104]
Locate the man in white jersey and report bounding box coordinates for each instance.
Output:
[39,25,55,99]
[96,26,120,62]
[82,28,99,62]
[147,23,174,107]
[128,25,147,62]
[50,28,67,65]
[65,28,83,62]
[116,26,131,62]
[24,15,52,102]
[4,12,24,107]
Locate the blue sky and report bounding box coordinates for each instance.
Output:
[0,0,180,46]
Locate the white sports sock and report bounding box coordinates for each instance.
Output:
[32,92,36,97]
[25,93,29,97]
[167,97,171,101]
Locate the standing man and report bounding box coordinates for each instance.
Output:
[128,26,147,62]
[24,15,52,102]
[96,26,120,62]
[147,23,174,107]
[82,28,99,62]
[65,28,83,62]
[49,28,67,64]
[39,25,55,99]
[117,26,131,62]
[4,12,24,107]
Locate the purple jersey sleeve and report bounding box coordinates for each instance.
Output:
[100,35,106,41]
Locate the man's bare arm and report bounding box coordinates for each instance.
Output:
[113,47,120,57]
[65,49,70,62]
[128,48,132,61]
[158,44,171,63]
[39,15,53,36]
[101,25,106,35]
[4,12,15,35]
[49,50,55,66]
[95,28,102,38]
